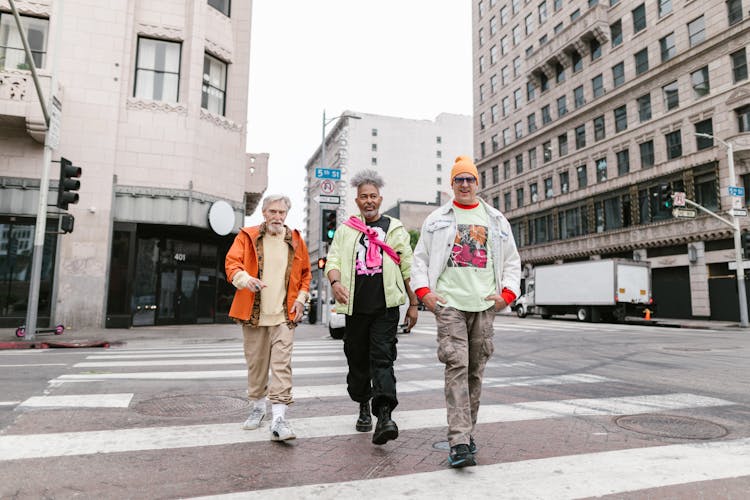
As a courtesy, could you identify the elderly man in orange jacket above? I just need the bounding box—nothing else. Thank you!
[225,194,311,441]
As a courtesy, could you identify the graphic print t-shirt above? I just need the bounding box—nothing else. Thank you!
[353,216,391,314]
[435,204,497,312]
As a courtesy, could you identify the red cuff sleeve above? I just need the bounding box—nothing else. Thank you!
[500,288,516,304]
[415,287,431,300]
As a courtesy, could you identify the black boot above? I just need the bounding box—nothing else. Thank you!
[372,407,398,445]
[355,401,372,432]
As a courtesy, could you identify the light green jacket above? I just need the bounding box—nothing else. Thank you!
[324,215,413,315]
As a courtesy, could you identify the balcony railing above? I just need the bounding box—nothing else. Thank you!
[0,68,53,143]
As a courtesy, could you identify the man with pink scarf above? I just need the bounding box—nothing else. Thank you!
[324,169,418,445]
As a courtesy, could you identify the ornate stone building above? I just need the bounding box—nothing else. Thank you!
[473,0,750,319]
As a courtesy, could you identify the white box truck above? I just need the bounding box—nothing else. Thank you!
[514,259,652,322]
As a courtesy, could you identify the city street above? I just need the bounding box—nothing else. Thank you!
[1,314,750,499]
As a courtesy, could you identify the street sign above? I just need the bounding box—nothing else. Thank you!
[729,208,748,217]
[728,186,745,197]
[45,95,62,150]
[315,168,341,180]
[673,191,686,207]
[320,179,335,194]
[313,195,341,205]
[672,207,697,218]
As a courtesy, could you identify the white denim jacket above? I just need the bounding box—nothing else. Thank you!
[411,198,521,299]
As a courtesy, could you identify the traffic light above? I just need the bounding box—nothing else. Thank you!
[317,257,327,269]
[743,232,750,258]
[322,209,338,244]
[56,157,81,210]
[659,183,673,210]
[60,213,75,234]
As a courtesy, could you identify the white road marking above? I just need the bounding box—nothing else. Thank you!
[0,401,21,406]
[0,363,68,367]
[0,393,732,460]
[190,437,750,500]
[18,393,133,408]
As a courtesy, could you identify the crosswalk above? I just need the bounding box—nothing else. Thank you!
[1,330,747,498]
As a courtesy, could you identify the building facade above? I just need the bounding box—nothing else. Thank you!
[473,0,750,320]
[303,111,472,263]
[0,0,267,329]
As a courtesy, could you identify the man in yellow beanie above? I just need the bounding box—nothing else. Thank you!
[411,155,521,468]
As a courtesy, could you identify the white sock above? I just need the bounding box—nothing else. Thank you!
[252,398,267,411]
[272,403,286,422]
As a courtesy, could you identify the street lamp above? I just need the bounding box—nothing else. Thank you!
[694,132,748,327]
[315,110,361,324]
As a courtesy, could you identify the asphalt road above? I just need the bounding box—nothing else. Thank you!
[1,314,749,499]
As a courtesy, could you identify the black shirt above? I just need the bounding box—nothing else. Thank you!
[353,216,391,314]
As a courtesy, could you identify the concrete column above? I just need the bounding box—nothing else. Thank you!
[688,241,711,317]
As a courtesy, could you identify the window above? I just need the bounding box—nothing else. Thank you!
[572,51,583,72]
[371,157,378,166]
[574,85,585,108]
[632,4,646,33]
[371,143,377,152]
[611,20,622,47]
[491,74,499,93]
[480,112,486,130]
[539,34,548,45]
[639,140,655,168]
[594,115,605,141]
[577,164,588,188]
[695,170,718,211]
[571,9,581,21]
[490,45,498,65]
[479,0,485,17]
[617,149,630,175]
[527,81,536,100]
[540,73,549,92]
[501,5,509,24]
[688,16,706,47]
[372,128,378,136]
[557,96,567,117]
[543,141,552,162]
[695,119,714,150]
[592,74,604,98]
[503,128,511,146]
[202,53,227,115]
[491,104,499,123]
[658,0,672,17]
[514,88,522,109]
[663,81,679,110]
[596,158,607,182]
[501,36,509,55]
[556,63,565,84]
[515,121,523,139]
[542,105,552,124]
[494,165,501,184]
[208,0,230,16]
[539,1,548,23]
[492,134,500,152]
[437,150,442,158]
[479,84,485,103]
[590,39,601,60]
[437,136,442,144]
[512,0,520,15]
[614,105,627,132]
[691,66,710,98]
[437,163,442,171]
[554,22,564,34]
[660,33,676,62]
[437,177,442,185]
[634,48,649,75]
[544,177,553,198]
[528,113,537,132]
[516,188,524,208]
[554,0,563,11]
[575,125,586,149]
[513,56,521,77]
[490,16,498,36]
[0,13,49,70]
[560,171,569,194]
[558,133,568,156]
[737,105,750,132]
[525,13,535,35]
[135,38,181,102]
[731,49,748,82]
[479,28,485,47]
[502,65,510,85]
[666,130,682,159]
[502,97,510,116]
[529,148,538,169]
[516,154,524,174]
[481,141,486,157]
[612,62,625,87]
[637,93,652,122]
[479,55,485,73]
[728,0,744,25]
[504,192,512,211]
[513,25,521,45]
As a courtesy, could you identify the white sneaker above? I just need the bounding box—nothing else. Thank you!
[242,406,266,430]
[270,417,296,441]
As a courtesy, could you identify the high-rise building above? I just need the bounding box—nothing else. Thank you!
[0,1,267,329]
[304,111,472,263]
[473,0,750,320]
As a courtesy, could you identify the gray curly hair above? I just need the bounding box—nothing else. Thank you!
[350,169,384,190]
[261,194,291,211]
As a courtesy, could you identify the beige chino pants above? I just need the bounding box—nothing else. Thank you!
[242,322,295,405]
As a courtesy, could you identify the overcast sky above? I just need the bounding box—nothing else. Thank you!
[245,1,473,230]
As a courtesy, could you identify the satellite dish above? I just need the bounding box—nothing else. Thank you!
[208,200,235,236]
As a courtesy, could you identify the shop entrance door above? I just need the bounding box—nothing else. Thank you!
[157,266,199,324]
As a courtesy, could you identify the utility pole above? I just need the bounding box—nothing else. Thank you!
[9,0,63,340]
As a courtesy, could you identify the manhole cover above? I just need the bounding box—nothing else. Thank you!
[134,394,249,417]
[433,441,450,451]
[614,414,728,440]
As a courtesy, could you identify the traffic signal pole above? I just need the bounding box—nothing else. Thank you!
[9,0,63,340]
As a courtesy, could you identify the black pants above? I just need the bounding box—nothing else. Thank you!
[344,307,399,414]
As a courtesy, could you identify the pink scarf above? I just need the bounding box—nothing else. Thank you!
[343,216,401,267]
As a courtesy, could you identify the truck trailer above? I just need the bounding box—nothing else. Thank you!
[514,259,652,322]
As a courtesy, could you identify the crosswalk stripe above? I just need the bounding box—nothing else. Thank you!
[18,394,134,408]
[189,437,750,500]
[0,393,732,460]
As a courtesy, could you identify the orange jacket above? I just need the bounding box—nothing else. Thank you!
[225,224,311,325]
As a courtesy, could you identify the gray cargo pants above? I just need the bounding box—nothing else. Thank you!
[435,305,496,447]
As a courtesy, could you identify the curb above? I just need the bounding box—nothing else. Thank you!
[0,339,123,350]
[0,341,49,350]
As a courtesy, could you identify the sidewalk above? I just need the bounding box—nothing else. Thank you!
[0,316,746,350]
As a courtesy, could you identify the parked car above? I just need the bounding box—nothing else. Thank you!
[328,302,412,339]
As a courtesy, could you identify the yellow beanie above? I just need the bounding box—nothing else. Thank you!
[450,156,479,182]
